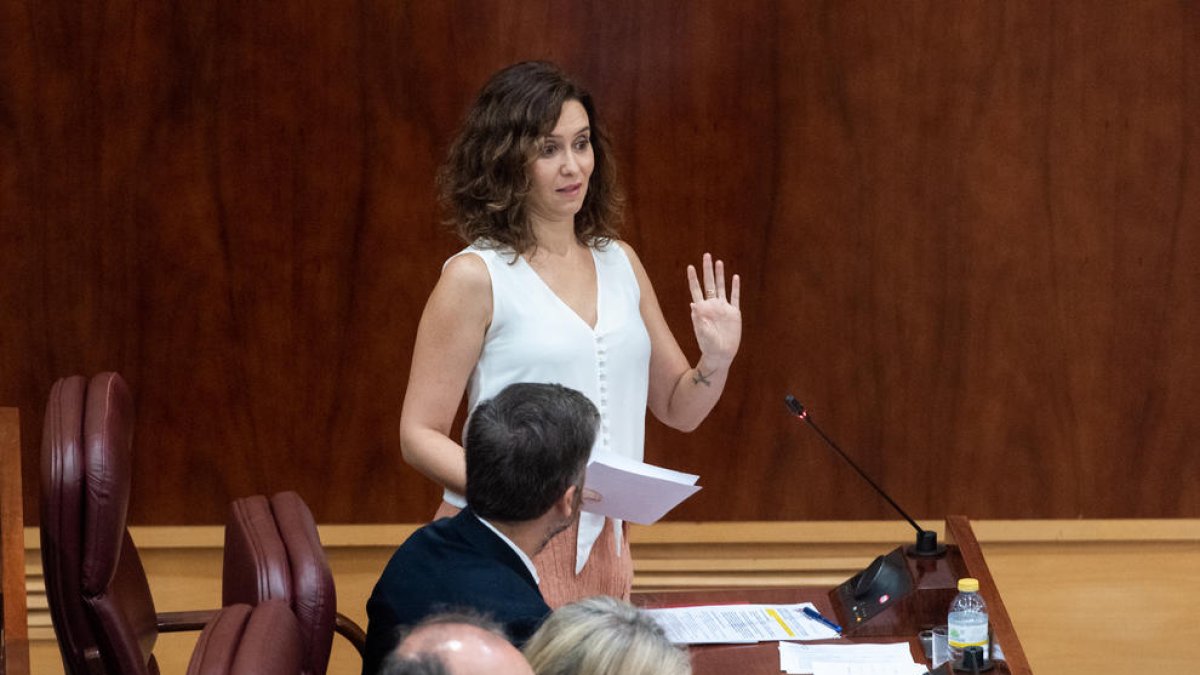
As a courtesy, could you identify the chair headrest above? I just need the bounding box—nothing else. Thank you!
[40,374,92,661]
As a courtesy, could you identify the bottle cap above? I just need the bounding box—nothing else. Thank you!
[957,577,980,592]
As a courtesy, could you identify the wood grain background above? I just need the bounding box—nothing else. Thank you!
[2,1,1197,524]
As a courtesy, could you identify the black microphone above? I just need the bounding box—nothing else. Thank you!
[784,394,945,557]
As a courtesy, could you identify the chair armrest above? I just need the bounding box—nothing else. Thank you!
[334,612,367,655]
[157,609,222,633]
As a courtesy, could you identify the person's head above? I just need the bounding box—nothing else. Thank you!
[438,61,623,253]
[379,652,446,675]
[465,382,598,525]
[383,610,534,675]
[522,596,691,675]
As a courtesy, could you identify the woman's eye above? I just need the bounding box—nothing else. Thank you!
[573,137,591,151]
[541,143,558,157]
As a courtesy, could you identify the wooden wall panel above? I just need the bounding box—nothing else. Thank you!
[1,1,1197,524]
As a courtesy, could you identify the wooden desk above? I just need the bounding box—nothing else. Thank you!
[635,517,1032,675]
[1,408,30,675]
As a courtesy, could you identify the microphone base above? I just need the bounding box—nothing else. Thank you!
[905,543,947,557]
[829,543,963,638]
[906,529,948,558]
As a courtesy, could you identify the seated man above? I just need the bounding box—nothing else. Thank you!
[363,382,598,675]
[381,611,534,675]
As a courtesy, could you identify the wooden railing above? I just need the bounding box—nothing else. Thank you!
[16,518,1200,674]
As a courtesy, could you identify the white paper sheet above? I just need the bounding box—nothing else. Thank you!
[642,602,840,644]
[812,662,929,675]
[779,641,921,675]
[581,450,701,524]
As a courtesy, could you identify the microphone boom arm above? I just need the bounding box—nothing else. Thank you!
[784,394,944,557]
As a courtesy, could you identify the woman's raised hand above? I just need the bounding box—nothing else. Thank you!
[686,253,742,369]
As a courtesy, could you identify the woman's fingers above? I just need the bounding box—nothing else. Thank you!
[702,252,716,299]
[691,253,739,307]
[687,264,703,303]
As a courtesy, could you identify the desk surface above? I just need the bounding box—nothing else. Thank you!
[635,587,940,674]
[634,517,1031,675]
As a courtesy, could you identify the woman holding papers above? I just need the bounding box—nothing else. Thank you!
[399,61,742,606]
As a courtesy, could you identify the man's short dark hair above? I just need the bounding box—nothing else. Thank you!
[465,382,598,521]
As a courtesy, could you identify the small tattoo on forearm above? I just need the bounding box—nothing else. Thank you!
[692,369,713,387]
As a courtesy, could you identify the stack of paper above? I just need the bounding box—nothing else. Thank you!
[582,450,701,525]
[778,641,927,675]
[642,603,841,644]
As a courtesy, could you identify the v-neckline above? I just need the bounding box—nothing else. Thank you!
[519,247,601,332]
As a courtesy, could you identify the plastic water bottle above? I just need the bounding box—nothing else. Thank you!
[947,577,988,662]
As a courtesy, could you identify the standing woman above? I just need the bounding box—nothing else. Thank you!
[399,61,742,607]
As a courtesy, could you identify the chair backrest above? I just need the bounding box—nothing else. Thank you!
[223,492,336,675]
[187,601,304,675]
[41,373,160,675]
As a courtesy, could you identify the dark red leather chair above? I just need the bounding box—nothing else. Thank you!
[186,600,304,675]
[223,492,366,675]
[40,373,306,674]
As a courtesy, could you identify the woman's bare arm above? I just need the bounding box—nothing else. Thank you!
[398,253,492,494]
[620,243,742,432]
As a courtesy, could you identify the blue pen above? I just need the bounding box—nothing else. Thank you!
[802,606,843,635]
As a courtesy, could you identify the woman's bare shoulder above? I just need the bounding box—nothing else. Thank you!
[612,239,650,277]
[440,250,491,291]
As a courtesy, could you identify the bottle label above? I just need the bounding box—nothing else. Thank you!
[947,619,988,648]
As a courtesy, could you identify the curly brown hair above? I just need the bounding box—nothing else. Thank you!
[437,61,623,255]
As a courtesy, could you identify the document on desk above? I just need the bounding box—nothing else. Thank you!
[778,641,925,675]
[643,602,840,644]
[810,663,928,675]
[581,450,701,525]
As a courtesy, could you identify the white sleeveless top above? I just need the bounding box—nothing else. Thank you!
[442,240,651,572]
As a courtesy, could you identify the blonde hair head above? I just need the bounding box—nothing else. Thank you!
[523,596,691,675]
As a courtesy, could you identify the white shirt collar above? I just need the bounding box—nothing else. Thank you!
[474,513,540,584]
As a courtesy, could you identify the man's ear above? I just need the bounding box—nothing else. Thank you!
[557,485,578,518]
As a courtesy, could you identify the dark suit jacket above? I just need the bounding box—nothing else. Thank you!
[361,509,551,675]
